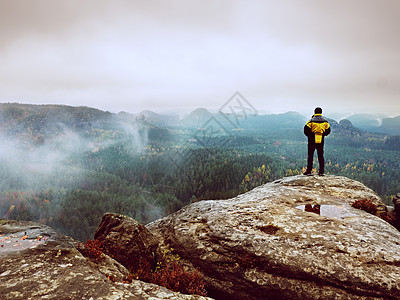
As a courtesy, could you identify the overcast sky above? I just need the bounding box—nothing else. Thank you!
[0,0,399,117]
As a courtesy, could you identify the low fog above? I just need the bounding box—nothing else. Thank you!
[0,105,161,240]
[0,115,148,191]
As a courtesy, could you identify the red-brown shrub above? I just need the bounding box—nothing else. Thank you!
[150,261,207,296]
[352,199,377,215]
[352,199,398,228]
[79,240,207,297]
[77,239,107,262]
[130,259,153,282]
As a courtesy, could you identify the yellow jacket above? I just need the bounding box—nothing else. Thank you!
[304,114,331,144]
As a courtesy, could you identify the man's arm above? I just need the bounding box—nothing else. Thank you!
[304,122,312,136]
[324,123,331,136]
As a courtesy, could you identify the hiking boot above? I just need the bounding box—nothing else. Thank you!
[318,172,325,176]
[303,171,312,176]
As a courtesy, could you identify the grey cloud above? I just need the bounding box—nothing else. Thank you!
[3,1,400,51]
[0,1,399,115]
[0,1,85,47]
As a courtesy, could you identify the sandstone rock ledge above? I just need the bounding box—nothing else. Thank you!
[0,219,210,300]
[147,175,400,300]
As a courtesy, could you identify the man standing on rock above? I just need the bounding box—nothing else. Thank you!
[303,107,331,176]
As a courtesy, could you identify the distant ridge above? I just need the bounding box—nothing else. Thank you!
[136,110,179,127]
[0,102,112,137]
[341,113,400,135]
[2,102,399,135]
[378,115,400,135]
[181,108,213,128]
[346,114,382,129]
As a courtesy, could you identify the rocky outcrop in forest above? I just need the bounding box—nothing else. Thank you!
[1,175,400,299]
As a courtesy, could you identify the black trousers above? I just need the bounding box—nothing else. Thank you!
[306,143,324,173]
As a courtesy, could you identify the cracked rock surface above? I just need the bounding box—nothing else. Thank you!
[147,175,400,300]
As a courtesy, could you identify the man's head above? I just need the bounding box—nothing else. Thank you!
[314,107,322,114]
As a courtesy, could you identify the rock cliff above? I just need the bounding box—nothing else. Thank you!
[0,219,210,299]
[147,175,400,299]
[1,175,399,299]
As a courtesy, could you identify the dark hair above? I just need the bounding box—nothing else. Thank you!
[314,107,322,114]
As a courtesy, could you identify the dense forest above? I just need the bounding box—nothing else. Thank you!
[1,103,399,241]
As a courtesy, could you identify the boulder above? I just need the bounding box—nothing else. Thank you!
[0,218,211,299]
[147,175,400,299]
[94,212,159,273]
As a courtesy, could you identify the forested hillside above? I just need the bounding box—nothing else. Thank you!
[1,103,399,241]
